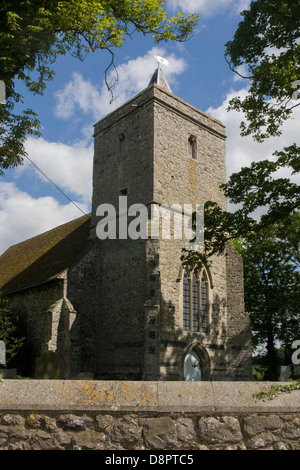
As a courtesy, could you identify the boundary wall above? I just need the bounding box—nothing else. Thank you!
[0,380,299,450]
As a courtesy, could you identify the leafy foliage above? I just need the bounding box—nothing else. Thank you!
[254,380,300,400]
[182,1,300,376]
[0,0,198,174]
[0,82,41,176]
[182,0,300,271]
[225,0,300,142]
[182,207,299,380]
[233,213,300,379]
[221,145,300,229]
[0,295,25,367]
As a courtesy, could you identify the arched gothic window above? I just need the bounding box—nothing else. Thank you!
[200,272,208,334]
[182,269,209,333]
[183,270,190,331]
[192,274,199,332]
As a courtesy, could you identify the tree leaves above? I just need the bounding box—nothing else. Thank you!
[183,1,300,271]
[225,0,300,142]
[0,80,41,176]
[181,144,300,272]
[0,0,198,174]
[233,213,300,376]
[0,295,25,367]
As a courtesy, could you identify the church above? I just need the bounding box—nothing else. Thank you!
[0,66,252,381]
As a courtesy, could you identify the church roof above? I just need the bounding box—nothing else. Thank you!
[148,67,172,92]
[0,213,92,295]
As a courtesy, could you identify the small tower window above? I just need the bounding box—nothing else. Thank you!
[120,187,128,196]
[117,132,126,158]
[188,135,197,159]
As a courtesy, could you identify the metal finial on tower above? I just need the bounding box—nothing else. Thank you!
[148,55,172,92]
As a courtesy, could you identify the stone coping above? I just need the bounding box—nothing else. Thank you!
[0,380,299,413]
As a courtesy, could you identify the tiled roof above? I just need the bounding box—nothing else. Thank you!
[0,214,92,295]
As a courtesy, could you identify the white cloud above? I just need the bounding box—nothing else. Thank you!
[205,87,300,218]
[109,48,187,104]
[0,136,92,255]
[206,87,300,181]
[23,137,93,204]
[54,73,102,121]
[54,47,187,122]
[0,48,186,256]
[0,182,88,255]
[4,44,298,258]
[168,0,251,16]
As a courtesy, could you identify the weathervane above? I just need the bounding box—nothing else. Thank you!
[154,55,169,69]
[152,55,172,93]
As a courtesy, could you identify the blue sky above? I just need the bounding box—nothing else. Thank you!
[0,0,299,254]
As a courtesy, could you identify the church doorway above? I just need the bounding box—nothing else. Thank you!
[184,350,202,381]
[183,344,211,381]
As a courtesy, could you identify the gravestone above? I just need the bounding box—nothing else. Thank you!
[35,350,60,379]
[280,366,291,381]
[0,368,17,379]
[294,365,300,379]
[0,341,5,366]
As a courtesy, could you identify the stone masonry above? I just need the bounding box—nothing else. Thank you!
[0,72,252,381]
[0,380,299,450]
[79,78,252,380]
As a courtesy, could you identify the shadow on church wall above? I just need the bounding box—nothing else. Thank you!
[158,290,252,382]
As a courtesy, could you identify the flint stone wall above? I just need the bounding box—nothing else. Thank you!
[0,381,299,450]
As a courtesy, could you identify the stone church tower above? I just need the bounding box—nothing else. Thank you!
[70,66,252,381]
[0,66,252,381]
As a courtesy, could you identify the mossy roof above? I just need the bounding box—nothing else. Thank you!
[0,213,92,295]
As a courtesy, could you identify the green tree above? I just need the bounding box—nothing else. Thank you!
[233,213,300,380]
[221,0,300,233]
[0,0,198,175]
[225,0,300,142]
[182,1,300,375]
[0,295,25,367]
[182,0,300,270]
